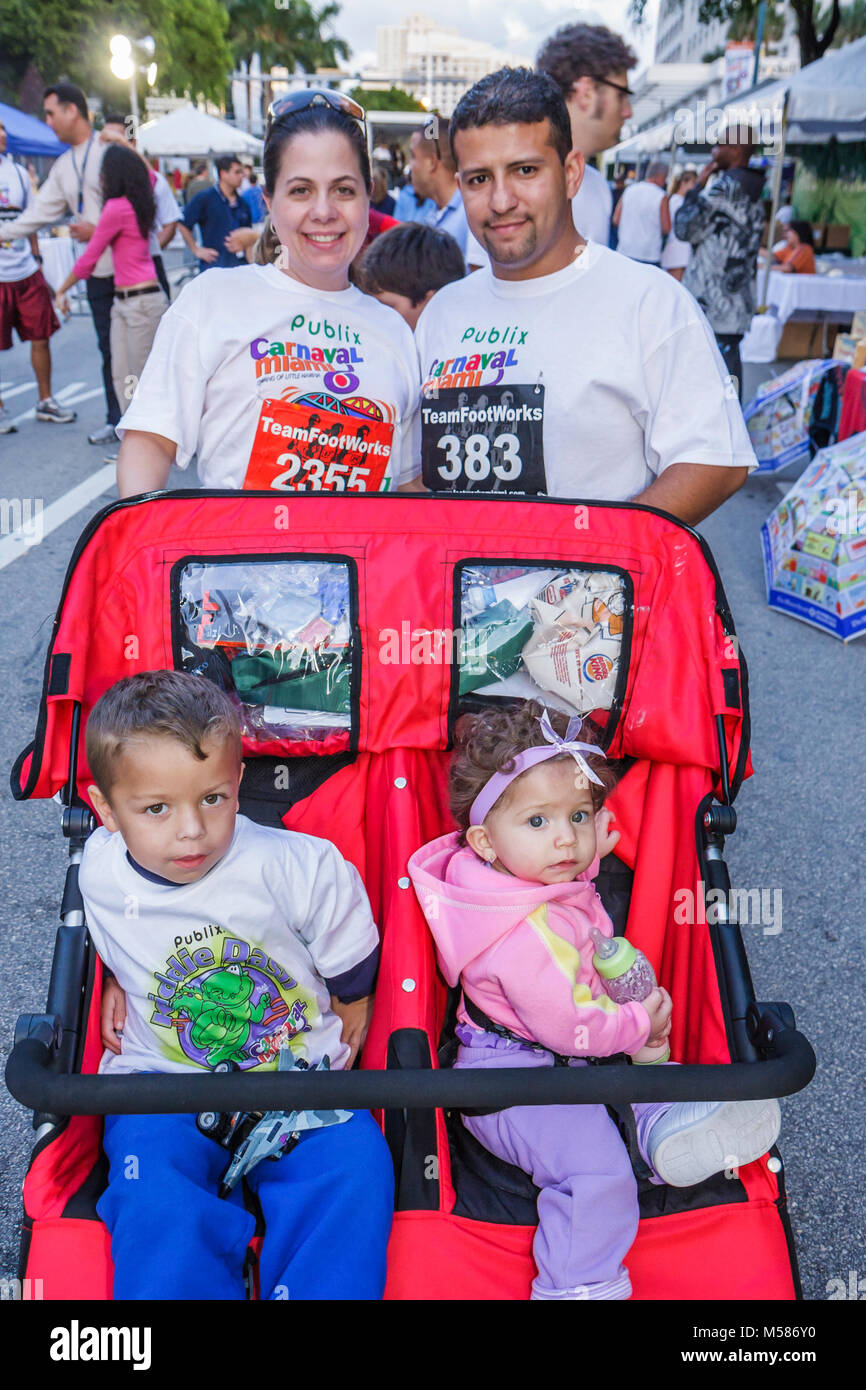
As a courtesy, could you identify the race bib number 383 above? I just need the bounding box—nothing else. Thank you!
[244,397,394,492]
[421,384,546,494]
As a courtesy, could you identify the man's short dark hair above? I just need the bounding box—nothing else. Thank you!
[215,154,241,174]
[358,223,465,305]
[536,23,637,95]
[101,111,129,129]
[43,82,89,123]
[450,67,573,166]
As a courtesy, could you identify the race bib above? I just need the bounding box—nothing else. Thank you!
[420,384,546,494]
[244,398,394,493]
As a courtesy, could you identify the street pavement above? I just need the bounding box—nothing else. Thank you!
[0,315,863,1300]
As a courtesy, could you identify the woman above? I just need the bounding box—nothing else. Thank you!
[772,220,816,275]
[660,170,697,281]
[54,144,166,432]
[116,91,421,496]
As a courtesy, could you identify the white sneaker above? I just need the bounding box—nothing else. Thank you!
[36,397,77,423]
[0,406,18,434]
[88,423,118,445]
[646,1099,781,1188]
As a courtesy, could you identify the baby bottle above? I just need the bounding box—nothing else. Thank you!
[590,928,670,1064]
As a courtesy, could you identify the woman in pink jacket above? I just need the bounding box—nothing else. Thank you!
[409,701,780,1301]
[54,143,166,437]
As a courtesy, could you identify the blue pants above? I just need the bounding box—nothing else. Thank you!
[99,1110,394,1300]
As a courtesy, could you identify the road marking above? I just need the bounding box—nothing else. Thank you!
[0,382,37,402]
[0,465,116,571]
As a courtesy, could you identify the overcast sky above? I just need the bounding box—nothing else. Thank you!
[336,1,660,77]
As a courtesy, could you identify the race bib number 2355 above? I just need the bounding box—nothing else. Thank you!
[244,397,394,492]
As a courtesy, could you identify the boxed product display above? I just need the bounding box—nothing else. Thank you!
[744,359,849,472]
[459,564,627,713]
[761,432,866,641]
[177,560,354,743]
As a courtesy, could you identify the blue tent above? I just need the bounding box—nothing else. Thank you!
[0,101,67,157]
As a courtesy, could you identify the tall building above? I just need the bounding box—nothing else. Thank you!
[655,0,728,64]
[366,12,529,115]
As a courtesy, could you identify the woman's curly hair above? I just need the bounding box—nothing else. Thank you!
[449,700,617,837]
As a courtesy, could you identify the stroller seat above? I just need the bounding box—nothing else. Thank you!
[7,491,814,1300]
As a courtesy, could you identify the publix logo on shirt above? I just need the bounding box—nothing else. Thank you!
[422,323,530,392]
[250,314,365,394]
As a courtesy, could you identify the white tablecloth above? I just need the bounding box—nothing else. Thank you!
[764,268,866,324]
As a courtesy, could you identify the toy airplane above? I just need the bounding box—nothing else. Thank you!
[195,1046,353,1198]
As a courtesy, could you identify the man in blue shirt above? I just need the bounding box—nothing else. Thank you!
[407,116,483,268]
[241,170,267,223]
[181,155,252,271]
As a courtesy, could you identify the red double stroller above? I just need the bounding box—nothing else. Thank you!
[7,490,815,1299]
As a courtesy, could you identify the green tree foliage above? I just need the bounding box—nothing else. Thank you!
[226,0,351,74]
[347,85,425,112]
[0,0,231,106]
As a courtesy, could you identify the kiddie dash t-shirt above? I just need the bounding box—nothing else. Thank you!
[79,814,379,1076]
[413,239,758,499]
[117,262,422,489]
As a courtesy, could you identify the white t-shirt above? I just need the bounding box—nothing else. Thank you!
[414,239,758,499]
[79,814,379,1077]
[0,155,38,282]
[572,164,612,247]
[616,181,666,264]
[118,262,421,488]
[661,192,692,271]
[150,169,182,256]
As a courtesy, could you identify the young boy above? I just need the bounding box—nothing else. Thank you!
[79,669,394,1301]
[356,222,466,330]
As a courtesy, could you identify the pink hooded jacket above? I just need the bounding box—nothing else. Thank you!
[408,832,651,1059]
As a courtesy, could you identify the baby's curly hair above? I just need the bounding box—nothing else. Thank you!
[449,700,617,836]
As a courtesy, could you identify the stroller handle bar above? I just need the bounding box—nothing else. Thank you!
[6,1022,815,1115]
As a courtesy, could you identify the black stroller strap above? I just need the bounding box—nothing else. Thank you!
[461,992,572,1066]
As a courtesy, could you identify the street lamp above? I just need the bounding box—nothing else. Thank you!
[109,34,157,137]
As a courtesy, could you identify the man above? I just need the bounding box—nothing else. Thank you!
[537,23,637,247]
[674,127,766,402]
[184,161,211,204]
[0,117,76,431]
[1,83,121,445]
[181,156,252,271]
[241,170,267,224]
[407,117,485,270]
[100,115,181,301]
[612,160,671,266]
[412,67,756,524]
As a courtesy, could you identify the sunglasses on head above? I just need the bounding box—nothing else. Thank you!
[266,89,367,140]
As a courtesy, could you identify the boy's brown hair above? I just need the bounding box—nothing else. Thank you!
[449,700,617,835]
[86,670,242,798]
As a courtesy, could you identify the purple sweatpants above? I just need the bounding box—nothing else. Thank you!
[455,1028,671,1300]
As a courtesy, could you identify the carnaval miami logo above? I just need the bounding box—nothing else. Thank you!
[148,931,315,1070]
[423,326,527,392]
[251,313,365,395]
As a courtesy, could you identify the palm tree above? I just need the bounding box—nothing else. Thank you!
[227,0,351,75]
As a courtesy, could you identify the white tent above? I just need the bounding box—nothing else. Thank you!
[608,37,866,164]
[137,105,263,158]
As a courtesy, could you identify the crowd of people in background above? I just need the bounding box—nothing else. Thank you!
[1,21,814,452]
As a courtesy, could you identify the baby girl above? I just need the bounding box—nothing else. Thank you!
[409,700,780,1301]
